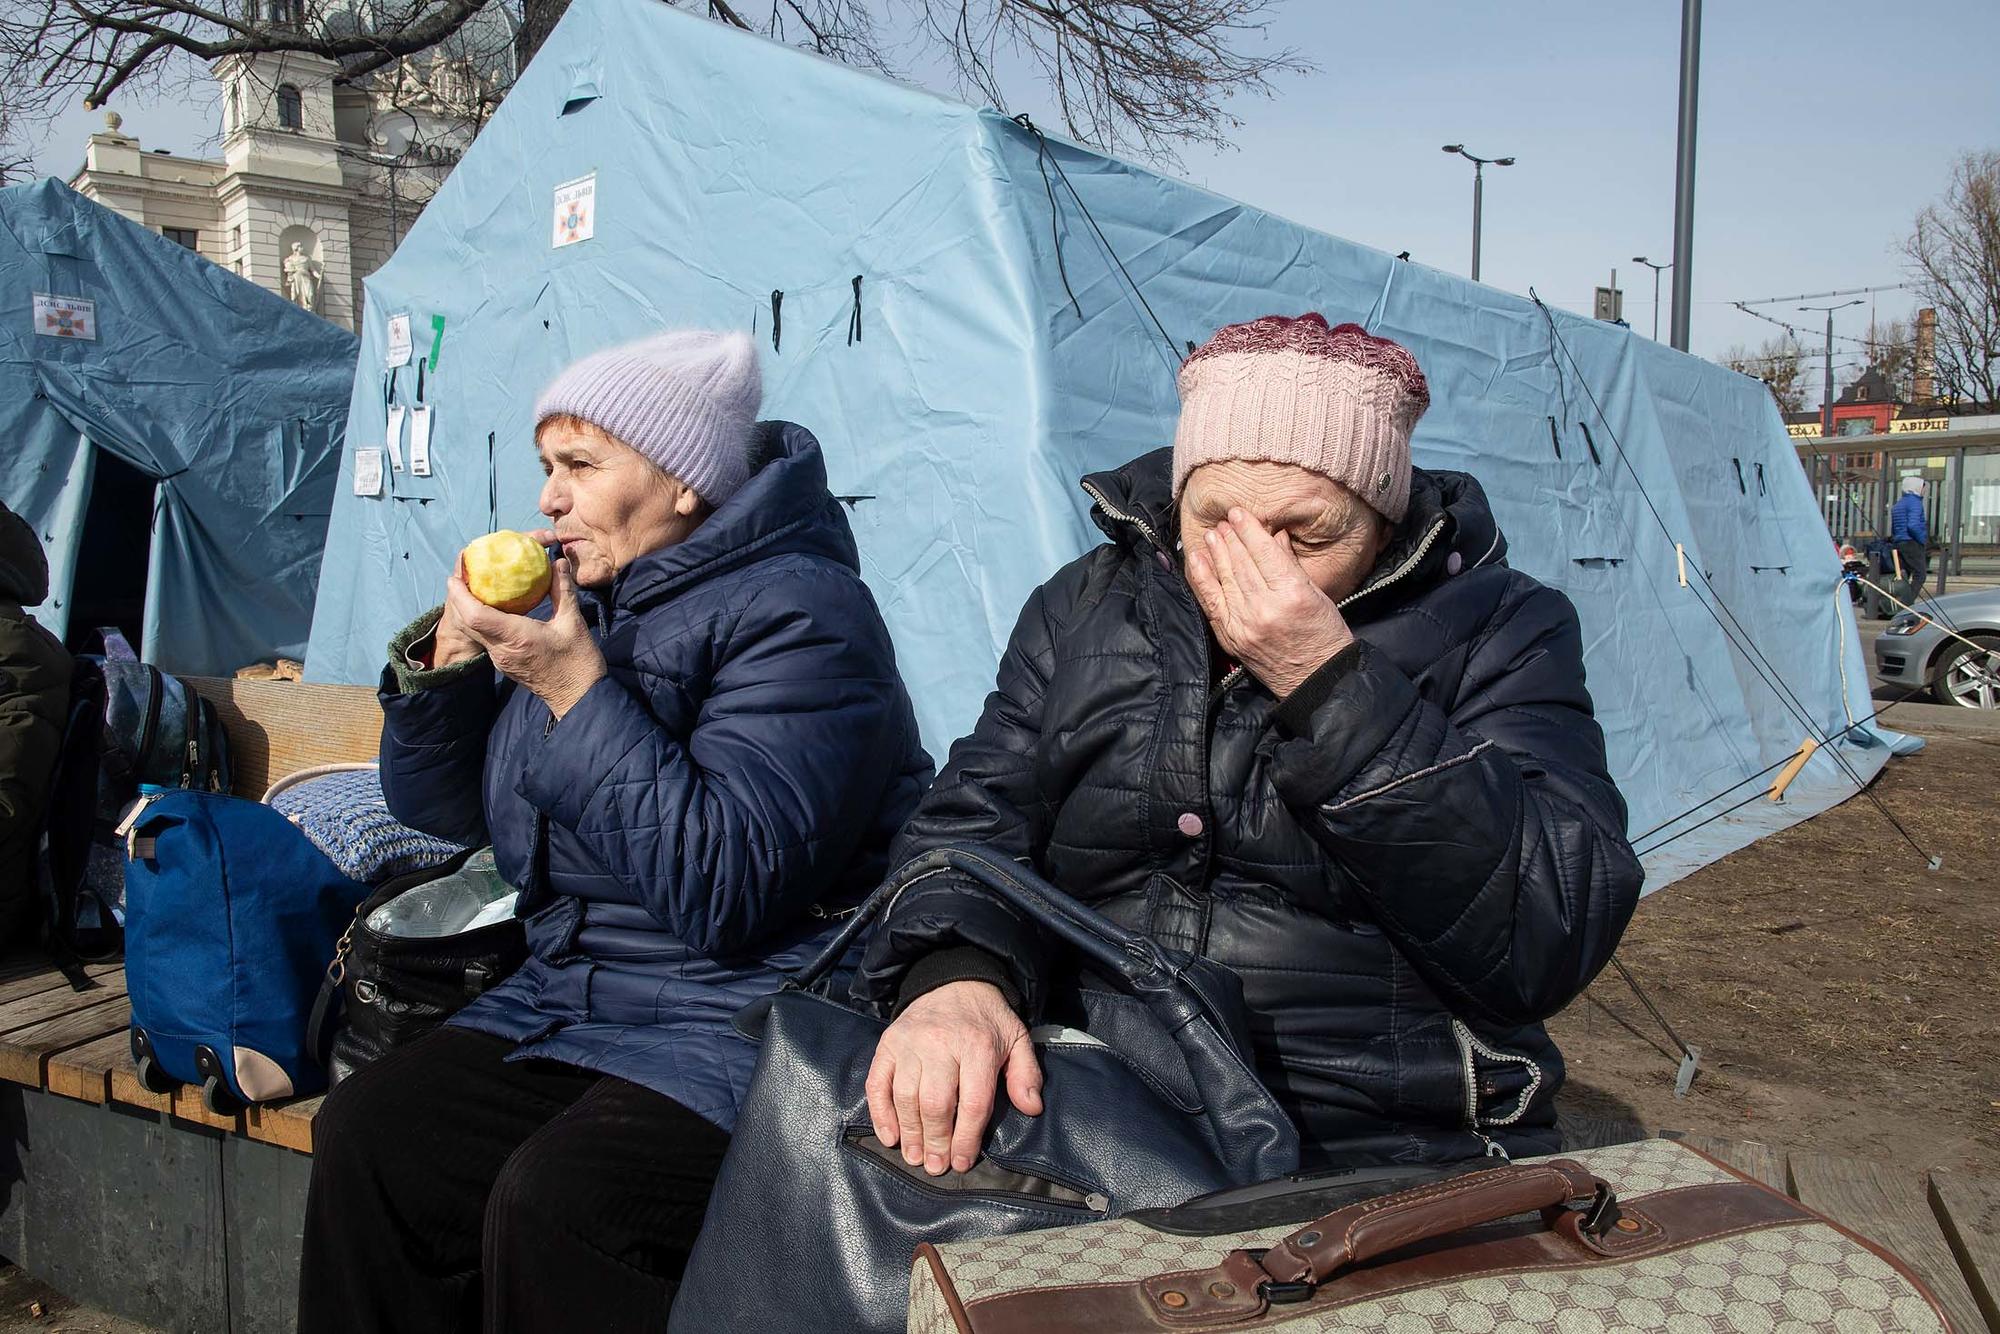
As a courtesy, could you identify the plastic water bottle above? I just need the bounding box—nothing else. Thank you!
[367,849,517,938]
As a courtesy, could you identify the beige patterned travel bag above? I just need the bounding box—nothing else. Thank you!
[908,1139,1954,1333]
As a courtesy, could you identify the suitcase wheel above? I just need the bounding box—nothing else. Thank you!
[201,1074,245,1117]
[192,1045,245,1116]
[129,1030,181,1094]
[136,1053,180,1094]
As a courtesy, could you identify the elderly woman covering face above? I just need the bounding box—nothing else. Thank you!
[856,314,1642,1174]
[300,331,932,1334]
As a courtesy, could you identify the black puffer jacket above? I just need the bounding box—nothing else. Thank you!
[854,449,1642,1165]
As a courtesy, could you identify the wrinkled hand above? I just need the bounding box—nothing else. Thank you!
[443,543,605,719]
[866,980,1044,1175]
[1186,509,1354,700]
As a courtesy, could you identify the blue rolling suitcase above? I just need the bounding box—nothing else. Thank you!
[123,790,370,1113]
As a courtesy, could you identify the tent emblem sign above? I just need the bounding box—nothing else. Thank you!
[33,293,96,340]
[552,174,596,248]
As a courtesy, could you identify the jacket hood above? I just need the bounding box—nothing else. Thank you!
[0,505,50,607]
[1080,447,1508,613]
[608,421,859,611]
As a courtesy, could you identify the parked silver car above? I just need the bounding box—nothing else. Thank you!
[1872,586,2000,708]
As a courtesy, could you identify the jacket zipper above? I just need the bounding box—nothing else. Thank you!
[1080,479,1167,554]
[1449,1021,1509,1158]
[1337,516,1450,613]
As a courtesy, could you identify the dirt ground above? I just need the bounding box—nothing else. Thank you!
[0,1266,150,1334]
[1550,699,2000,1176]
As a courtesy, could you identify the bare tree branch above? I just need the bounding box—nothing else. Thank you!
[1721,334,1811,416]
[10,0,1298,164]
[1903,150,2000,410]
[904,0,1306,161]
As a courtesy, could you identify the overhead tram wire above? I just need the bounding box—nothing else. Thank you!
[1733,283,1913,306]
[1529,292,1941,869]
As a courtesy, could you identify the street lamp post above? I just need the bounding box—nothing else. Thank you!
[1800,298,1864,503]
[1442,144,1515,283]
[1632,256,1672,341]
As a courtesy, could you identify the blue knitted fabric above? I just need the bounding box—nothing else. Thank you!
[270,769,470,884]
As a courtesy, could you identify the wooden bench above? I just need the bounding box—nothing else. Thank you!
[0,675,382,1334]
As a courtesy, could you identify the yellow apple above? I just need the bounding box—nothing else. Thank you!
[462,530,552,614]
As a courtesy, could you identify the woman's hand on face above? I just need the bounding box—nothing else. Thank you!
[443,555,607,718]
[866,979,1043,1176]
[1186,509,1355,700]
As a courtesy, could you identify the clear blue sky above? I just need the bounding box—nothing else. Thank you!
[32,0,2000,387]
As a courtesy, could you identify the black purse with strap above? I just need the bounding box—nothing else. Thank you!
[668,843,1302,1334]
[307,852,528,1087]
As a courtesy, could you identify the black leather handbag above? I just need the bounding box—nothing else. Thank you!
[668,843,1301,1334]
[309,856,529,1087]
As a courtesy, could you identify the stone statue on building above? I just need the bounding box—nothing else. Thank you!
[283,241,322,312]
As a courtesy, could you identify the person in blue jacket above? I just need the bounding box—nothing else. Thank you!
[1890,475,1931,597]
[299,330,932,1334]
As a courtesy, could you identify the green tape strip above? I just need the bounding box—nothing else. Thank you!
[428,314,445,371]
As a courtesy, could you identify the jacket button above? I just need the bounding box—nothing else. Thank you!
[1447,551,1464,576]
[1177,812,1204,838]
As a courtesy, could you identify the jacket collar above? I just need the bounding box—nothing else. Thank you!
[595,421,859,616]
[1079,447,1509,616]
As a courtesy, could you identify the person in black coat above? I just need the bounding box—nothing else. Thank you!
[0,503,70,948]
[853,314,1642,1172]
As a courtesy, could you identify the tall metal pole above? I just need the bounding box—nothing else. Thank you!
[1803,298,1863,504]
[1668,0,1701,350]
[1471,162,1484,282]
[1444,146,1512,284]
[1651,267,1663,341]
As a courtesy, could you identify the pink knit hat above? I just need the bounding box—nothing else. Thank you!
[1172,314,1431,523]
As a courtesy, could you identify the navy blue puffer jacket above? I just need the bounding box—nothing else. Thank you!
[855,448,1641,1165]
[379,424,932,1128]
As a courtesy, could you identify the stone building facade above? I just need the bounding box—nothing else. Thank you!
[69,43,501,330]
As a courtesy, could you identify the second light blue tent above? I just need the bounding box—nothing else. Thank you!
[0,179,357,675]
[304,0,1897,889]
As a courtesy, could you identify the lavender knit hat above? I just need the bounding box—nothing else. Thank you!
[1173,314,1430,523]
[533,330,762,506]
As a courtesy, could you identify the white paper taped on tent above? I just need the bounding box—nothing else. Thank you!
[387,313,413,367]
[305,0,1899,891]
[353,449,384,497]
[3,180,357,676]
[33,292,96,340]
[387,404,407,472]
[552,174,595,248]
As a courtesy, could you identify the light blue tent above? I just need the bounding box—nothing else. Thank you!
[0,179,357,675]
[304,0,1898,890]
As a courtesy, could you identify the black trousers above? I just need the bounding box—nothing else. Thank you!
[1895,540,1929,597]
[297,1026,731,1334]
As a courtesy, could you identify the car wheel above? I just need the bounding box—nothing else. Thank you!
[1931,635,2000,709]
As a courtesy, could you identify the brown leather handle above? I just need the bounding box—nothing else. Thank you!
[1259,1159,1606,1285]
